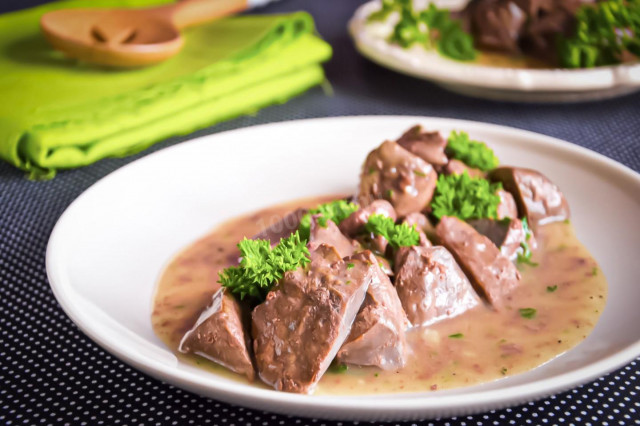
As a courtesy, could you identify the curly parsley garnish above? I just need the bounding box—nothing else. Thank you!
[368,0,476,61]
[298,200,359,241]
[431,172,502,221]
[365,214,420,249]
[446,131,500,172]
[559,0,640,68]
[218,231,310,300]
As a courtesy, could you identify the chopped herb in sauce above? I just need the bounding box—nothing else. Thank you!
[519,308,537,319]
[347,263,355,270]
[413,170,427,177]
[517,218,538,266]
[592,267,598,276]
[448,333,464,339]
[329,363,348,374]
[500,367,508,375]
[387,189,395,198]
[546,285,558,293]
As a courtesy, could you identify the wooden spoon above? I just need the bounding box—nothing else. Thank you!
[41,0,250,67]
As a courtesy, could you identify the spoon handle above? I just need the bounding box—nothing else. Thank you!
[171,0,249,29]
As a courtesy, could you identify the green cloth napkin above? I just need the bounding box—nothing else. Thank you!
[0,0,332,179]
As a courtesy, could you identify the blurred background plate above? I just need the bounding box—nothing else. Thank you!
[349,0,640,103]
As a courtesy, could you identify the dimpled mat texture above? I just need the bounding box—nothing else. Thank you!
[1,0,640,425]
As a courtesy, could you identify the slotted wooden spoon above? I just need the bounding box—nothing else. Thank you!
[41,0,261,67]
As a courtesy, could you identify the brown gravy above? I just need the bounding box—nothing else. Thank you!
[152,195,607,395]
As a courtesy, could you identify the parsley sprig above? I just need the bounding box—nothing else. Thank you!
[446,131,499,172]
[218,231,310,300]
[298,200,359,241]
[364,214,420,249]
[430,172,502,221]
[559,0,640,68]
[516,217,538,266]
[368,0,476,61]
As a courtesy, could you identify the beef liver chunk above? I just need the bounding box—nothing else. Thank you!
[496,189,518,220]
[402,212,433,247]
[396,125,449,166]
[251,244,371,393]
[308,215,359,258]
[436,216,520,309]
[445,159,486,179]
[337,252,409,370]
[359,141,437,217]
[179,288,255,380]
[468,218,537,261]
[490,167,570,230]
[394,246,481,327]
[339,200,397,237]
[252,208,307,244]
[340,200,397,255]
[463,0,527,54]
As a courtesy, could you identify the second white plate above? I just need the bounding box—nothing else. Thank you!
[349,1,640,102]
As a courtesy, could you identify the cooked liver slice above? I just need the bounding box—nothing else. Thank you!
[462,0,526,54]
[394,246,481,327]
[179,288,255,381]
[358,141,437,217]
[251,244,371,393]
[444,159,486,178]
[469,218,537,261]
[308,215,358,258]
[490,167,570,230]
[496,189,518,220]
[337,251,409,370]
[403,212,434,247]
[436,216,520,309]
[252,208,307,243]
[396,125,449,166]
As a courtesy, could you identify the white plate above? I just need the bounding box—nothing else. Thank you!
[349,1,640,102]
[46,116,640,421]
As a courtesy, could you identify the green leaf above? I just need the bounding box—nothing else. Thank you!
[558,0,640,68]
[365,214,420,249]
[218,231,310,301]
[298,200,359,241]
[446,131,499,171]
[430,172,502,221]
[519,308,537,319]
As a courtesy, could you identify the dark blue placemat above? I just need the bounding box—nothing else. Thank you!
[1,1,639,425]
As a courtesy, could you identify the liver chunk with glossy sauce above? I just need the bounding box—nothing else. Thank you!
[490,167,570,230]
[436,216,520,309]
[337,251,409,370]
[444,159,486,179]
[358,141,438,217]
[394,246,481,327]
[468,218,537,261]
[496,189,518,220]
[396,125,449,167]
[251,244,371,393]
[252,208,307,243]
[179,288,255,381]
[308,215,359,258]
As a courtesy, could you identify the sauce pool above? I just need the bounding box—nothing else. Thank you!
[151,195,607,395]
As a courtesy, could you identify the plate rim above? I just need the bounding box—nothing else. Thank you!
[46,115,640,419]
[349,0,640,94]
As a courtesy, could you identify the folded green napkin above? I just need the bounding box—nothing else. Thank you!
[0,0,332,179]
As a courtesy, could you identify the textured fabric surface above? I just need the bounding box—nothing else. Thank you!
[1,0,640,425]
[0,0,330,178]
